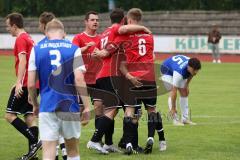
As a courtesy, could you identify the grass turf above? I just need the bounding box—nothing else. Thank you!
[0,55,240,160]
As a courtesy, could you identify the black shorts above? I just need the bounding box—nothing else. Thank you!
[95,77,122,108]
[78,84,98,105]
[6,87,38,115]
[114,76,157,108]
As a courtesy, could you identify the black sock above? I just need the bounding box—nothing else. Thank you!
[155,112,165,141]
[91,116,111,142]
[123,117,138,146]
[95,115,101,129]
[118,118,126,148]
[11,117,37,144]
[132,122,139,149]
[28,126,39,151]
[148,112,156,138]
[105,119,114,145]
[62,155,67,160]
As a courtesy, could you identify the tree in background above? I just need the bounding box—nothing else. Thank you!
[0,0,240,17]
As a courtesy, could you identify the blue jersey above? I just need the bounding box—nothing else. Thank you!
[37,36,48,45]
[161,55,191,79]
[33,39,83,112]
[37,36,71,45]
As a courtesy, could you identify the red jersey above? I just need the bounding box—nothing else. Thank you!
[96,24,122,79]
[14,32,34,87]
[114,32,155,81]
[72,32,101,84]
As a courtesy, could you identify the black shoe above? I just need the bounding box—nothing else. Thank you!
[125,145,133,155]
[17,155,27,160]
[118,138,126,149]
[25,140,42,159]
[144,138,154,154]
[134,145,144,153]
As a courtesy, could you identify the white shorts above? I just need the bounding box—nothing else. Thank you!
[39,112,81,141]
[161,74,187,89]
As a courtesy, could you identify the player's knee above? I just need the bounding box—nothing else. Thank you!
[179,88,188,97]
[4,113,16,123]
[24,114,36,127]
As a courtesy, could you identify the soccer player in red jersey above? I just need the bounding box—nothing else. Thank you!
[72,11,103,132]
[115,8,167,154]
[4,12,41,160]
[87,8,151,154]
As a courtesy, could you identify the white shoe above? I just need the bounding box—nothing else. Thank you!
[173,119,184,126]
[182,120,197,125]
[217,59,221,63]
[213,59,216,63]
[103,144,122,153]
[87,141,109,154]
[159,141,167,151]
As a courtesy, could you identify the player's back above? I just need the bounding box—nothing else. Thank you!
[162,55,190,77]
[125,32,154,63]
[34,39,80,112]
[115,32,155,81]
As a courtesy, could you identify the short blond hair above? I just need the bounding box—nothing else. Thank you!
[127,8,143,22]
[45,18,64,32]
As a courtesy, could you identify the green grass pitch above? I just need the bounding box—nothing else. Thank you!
[0,55,240,160]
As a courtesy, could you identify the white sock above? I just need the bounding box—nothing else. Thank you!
[67,156,80,160]
[56,145,59,156]
[179,97,189,121]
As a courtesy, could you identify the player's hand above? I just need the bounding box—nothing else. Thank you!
[81,107,90,126]
[143,27,152,34]
[130,77,143,88]
[85,42,95,48]
[15,83,23,98]
[126,73,143,88]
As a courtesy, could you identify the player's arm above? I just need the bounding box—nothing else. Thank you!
[120,60,142,88]
[92,48,109,58]
[15,53,27,98]
[118,24,151,35]
[73,48,90,126]
[27,48,39,116]
[170,86,178,114]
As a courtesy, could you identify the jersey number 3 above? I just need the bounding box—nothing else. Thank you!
[50,50,61,72]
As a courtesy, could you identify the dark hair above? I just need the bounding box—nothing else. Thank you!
[188,58,201,70]
[85,11,98,20]
[127,8,143,22]
[5,12,24,28]
[39,12,55,25]
[110,8,124,24]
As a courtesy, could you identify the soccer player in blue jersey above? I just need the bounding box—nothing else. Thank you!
[160,55,201,126]
[38,12,68,160]
[28,19,90,160]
